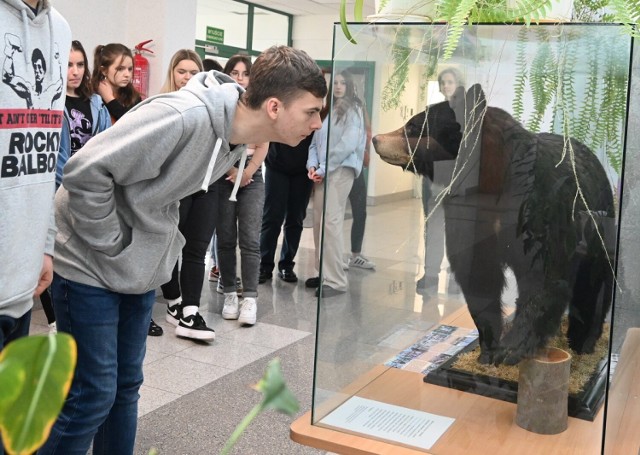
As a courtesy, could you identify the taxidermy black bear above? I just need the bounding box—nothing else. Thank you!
[373,84,614,365]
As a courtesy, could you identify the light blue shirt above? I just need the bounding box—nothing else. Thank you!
[307,105,366,177]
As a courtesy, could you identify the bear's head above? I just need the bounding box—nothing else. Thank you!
[373,84,486,180]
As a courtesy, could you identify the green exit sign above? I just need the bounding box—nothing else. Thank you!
[206,26,224,44]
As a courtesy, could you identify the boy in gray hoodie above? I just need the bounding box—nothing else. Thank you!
[0,0,70,349]
[39,45,327,455]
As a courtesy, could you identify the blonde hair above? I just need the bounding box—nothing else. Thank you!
[159,49,203,93]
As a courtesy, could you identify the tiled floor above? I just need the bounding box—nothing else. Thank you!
[27,193,518,454]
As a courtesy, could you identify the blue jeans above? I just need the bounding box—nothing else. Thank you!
[38,274,154,455]
[0,309,31,455]
[0,308,31,349]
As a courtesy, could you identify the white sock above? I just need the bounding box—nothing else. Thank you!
[182,305,198,317]
[167,297,182,307]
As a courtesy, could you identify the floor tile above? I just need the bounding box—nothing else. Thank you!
[142,354,233,395]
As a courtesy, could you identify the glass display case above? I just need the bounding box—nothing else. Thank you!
[291,23,639,454]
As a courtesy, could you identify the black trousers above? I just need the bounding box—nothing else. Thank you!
[161,187,218,307]
[259,167,312,273]
[347,170,368,254]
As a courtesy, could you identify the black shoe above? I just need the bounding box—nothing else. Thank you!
[258,269,272,284]
[315,285,346,298]
[416,275,438,291]
[278,269,298,283]
[175,313,216,341]
[148,319,163,336]
[305,276,320,288]
[166,303,183,327]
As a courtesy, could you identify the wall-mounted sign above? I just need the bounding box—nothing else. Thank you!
[206,26,224,44]
[204,45,219,55]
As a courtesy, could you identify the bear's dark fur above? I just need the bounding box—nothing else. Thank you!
[373,84,614,365]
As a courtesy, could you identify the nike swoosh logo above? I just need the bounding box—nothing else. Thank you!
[181,319,195,327]
[168,308,178,317]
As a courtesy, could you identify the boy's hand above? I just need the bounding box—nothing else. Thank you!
[34,255,53,297]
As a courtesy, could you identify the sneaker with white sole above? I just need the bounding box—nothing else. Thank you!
[238,297,257,326]
[222,292,240,320]
[175,313,215,341]
[349,254,376,269]
[166,301,183,327]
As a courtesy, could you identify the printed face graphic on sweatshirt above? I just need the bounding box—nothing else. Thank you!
[1,33,65,180]
[68,108,92,153]
[2,33,64,109]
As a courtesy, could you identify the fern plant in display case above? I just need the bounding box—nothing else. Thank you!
[339,0,637,183]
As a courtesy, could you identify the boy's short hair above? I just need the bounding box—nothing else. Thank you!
[244,46,327,109]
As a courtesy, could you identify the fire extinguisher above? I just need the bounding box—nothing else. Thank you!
[132,39,153,99]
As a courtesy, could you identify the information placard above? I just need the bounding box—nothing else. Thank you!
[319,396,454,450]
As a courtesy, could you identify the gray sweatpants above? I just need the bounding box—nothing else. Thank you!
[214,168,265,298]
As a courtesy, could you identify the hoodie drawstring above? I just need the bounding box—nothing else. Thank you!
[201,138,223,192]
[18,6,56,76]
[47,10,55,68]
[229,148,247,202]
[20,9,30,67]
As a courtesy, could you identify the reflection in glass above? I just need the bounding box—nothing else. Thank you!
[309,23,634,454]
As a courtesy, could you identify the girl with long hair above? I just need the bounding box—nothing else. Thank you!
[92,43,142,123]
[159,48,202,93]
[306,70,367,296]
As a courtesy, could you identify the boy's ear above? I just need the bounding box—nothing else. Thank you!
[266,97,281,120]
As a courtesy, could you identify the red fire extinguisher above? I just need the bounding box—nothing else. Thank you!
[132,39,153,99]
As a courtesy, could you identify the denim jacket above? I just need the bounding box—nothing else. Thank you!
[57,94,112,187]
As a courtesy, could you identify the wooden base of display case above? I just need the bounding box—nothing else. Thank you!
[291,307,607,454]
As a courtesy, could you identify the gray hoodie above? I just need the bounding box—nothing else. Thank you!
[0,0,71,317]
[54,71,247,294]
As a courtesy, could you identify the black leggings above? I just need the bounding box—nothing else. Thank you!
[160,187,218,307]
[348,171,367,254]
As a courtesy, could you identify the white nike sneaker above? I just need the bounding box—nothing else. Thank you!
[238,297,257,326]
[222,292,239,320]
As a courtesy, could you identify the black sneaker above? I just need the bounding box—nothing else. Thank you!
[278,269,298,283]
[305,276,320,288]
[258,269,272,284]
[315,285,346,298]
[148,319,163,336]
[175,313,216,341]
[166,303,183,327]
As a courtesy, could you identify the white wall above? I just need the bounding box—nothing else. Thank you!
[293,14,337,61]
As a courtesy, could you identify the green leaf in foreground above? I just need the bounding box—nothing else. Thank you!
[221,358,299,454]
[0,333,77,455]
